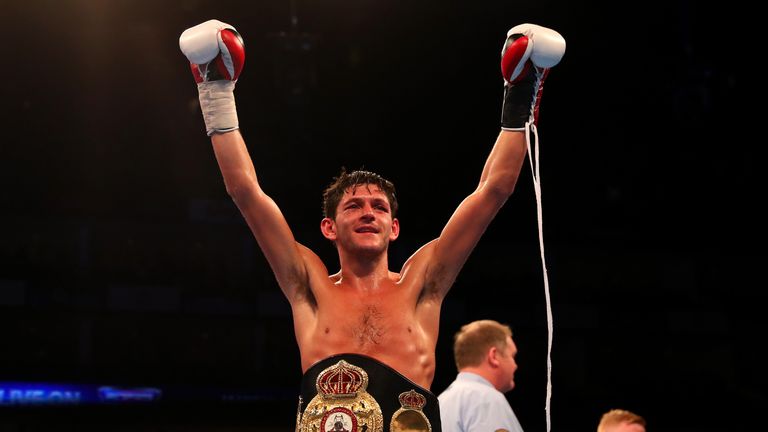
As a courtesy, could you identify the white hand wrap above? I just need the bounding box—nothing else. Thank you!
[197,80,238,136]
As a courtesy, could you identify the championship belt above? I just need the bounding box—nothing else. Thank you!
[296,353,441,432]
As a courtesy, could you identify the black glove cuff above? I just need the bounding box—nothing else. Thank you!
[501,69,539,129]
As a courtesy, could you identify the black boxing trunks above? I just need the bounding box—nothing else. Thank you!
[295,353,441,432]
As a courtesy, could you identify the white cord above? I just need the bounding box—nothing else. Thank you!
[525,121,553,432]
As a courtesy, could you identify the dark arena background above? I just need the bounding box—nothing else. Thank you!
[0,1,763,431]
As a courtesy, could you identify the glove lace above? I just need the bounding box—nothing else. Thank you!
[525,121,554,432]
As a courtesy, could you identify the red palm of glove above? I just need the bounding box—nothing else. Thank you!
[190,29,245,84]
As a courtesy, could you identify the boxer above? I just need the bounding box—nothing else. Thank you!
[179,19,564,432]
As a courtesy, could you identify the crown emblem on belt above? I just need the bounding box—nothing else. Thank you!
[392,389,431,431]
[300,359,383,432]
[398,389,427,410]
[316,360,369,398]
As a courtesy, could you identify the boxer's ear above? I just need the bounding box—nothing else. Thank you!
[321,217,337,241]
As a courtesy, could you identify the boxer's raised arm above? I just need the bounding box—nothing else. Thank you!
[180,20,313,302]
[422,24,566,300]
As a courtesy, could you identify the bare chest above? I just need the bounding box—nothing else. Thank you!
[296,278,437,386]
[314,285,424,351]
[327,297,411,343]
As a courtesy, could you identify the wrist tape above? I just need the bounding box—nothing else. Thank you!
[197,81,239,136]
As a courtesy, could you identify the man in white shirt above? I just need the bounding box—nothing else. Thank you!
[438,320,524,432]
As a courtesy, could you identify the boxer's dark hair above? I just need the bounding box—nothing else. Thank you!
[322,168,398,219]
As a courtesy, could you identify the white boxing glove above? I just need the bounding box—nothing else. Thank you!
[506,24,566,70]
[179,19,246,136]
[500,24,566,130]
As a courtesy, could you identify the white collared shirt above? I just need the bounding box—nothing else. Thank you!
[437,372,524,432]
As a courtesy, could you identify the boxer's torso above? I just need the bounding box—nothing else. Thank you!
[292,249,442,390]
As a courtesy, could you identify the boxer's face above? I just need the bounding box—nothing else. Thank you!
[321,184,400,255]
